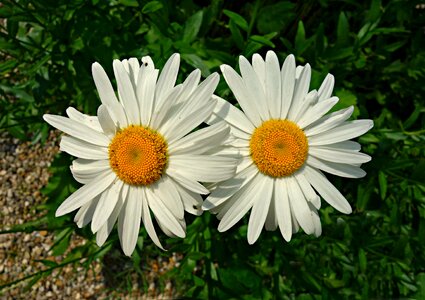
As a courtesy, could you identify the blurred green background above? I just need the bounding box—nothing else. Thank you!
[1,0,425,298]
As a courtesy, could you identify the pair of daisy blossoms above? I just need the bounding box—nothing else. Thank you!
[44,51,373,256]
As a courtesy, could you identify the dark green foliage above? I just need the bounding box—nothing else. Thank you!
[1,0,424,298]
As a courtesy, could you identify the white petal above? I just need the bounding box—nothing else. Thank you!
[137,67,159,126]
[153,176,184,220]
[91,179,123,233]
[297,97,339,129]
[295,171,320,209]
[317,140,361,152]
[97,105,116,136]
[56,170,116,216]
[66,107,102,131]
[252,53,265,87]
[44,114,110,146]
[202,164,257,210]
[239,55,269,121]
[74,196,100,228]
[265,51,282,119]
[168,155,237,183]
[318,74,335,102]
[169,121,230,155]
[247,176,273,244]
[113,60,140,125]
[287,64,311,121]
[164,97,216,143]
[174,183,203,216]
[166,167,210,194]
[70,161,110,184]
[264,192,278,231]
[287,176,315,235]
[72,159,110,171]
[308,120,373,146]
[60,136,108,160]
[155,53,180,107]
[220,64,262,126]
[206,95,254,139]
[303,165,352,213]
[309,147,371,164]
[146,187,186,238]
[121,186,143,256]
[292,90,318,123]
[128,57,140,84]
[280,55,296,119]
[310,207,322,237]
[307,155,366,178]
[175,69,201,103]
[275,178,292,241]
[91,62,128,127]
[304,106,354,136]
[96,184,127,247]
[218,173,264,232]
[150,85,182,130]
[141,188,164,249]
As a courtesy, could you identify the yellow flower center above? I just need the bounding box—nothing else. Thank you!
[109,125,168,186]
[249,119,308,177]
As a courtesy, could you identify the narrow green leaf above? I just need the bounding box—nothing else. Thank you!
[223,9,248,32]
[183,11,203,43]
[378,171,387,200]
[337,12,349,46]
[142,1,163,13]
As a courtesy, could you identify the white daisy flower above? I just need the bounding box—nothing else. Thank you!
[203,51,373,244]
[44,54,237,256]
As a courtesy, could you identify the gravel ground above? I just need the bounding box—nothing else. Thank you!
[0,131,179,299]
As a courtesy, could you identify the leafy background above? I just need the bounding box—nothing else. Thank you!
[1,0,425,298]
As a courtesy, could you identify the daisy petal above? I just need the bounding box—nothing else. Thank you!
[318,74,335,102]
[220,64,262,126]
[97,105,116,136]
[74,196,100,228]
[280,54,296,119]
[275,178,292,241]
[239,55,269,121]
[155,53,180,107]
[56,170,116,216]
[206,95,254,139]
[70,161,110,184]
[264,192,278,231]
[91,62,128,127]
[218,173,264,232]
[44,114,110,146]
[141,188,164,250]
[287,176,315,235]
[297,97,339,129]
[91,179,123,233]
[287,64,311,120]
[66,107,102,131]
[169,155,237,183]
[154,176,184,220]
[247,176,273,244]
[60,136,108,160]
[309,147,371,164]
[307,156,367,178]
[174,182,203,216]
[146,188,186,238]
[308,120,374,146]
[96,184,127,247]
[265,51,282,119]
[121,186,143,256]
[113,60,140,125]
[295,171,320,209]
[137,66,159,126]
[166,166,209,194]
[252,53,265,87]
[304,106,354,136]
[303,165,352,214]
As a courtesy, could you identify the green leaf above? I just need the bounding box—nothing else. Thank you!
[229,20,245,50]
[142,1,163,13]
[337,12,349,46]
[223,10,248,32]
[250,33,277,48]
[119,0,139,7]
[183,11,203,43]
[378,171,387,200]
